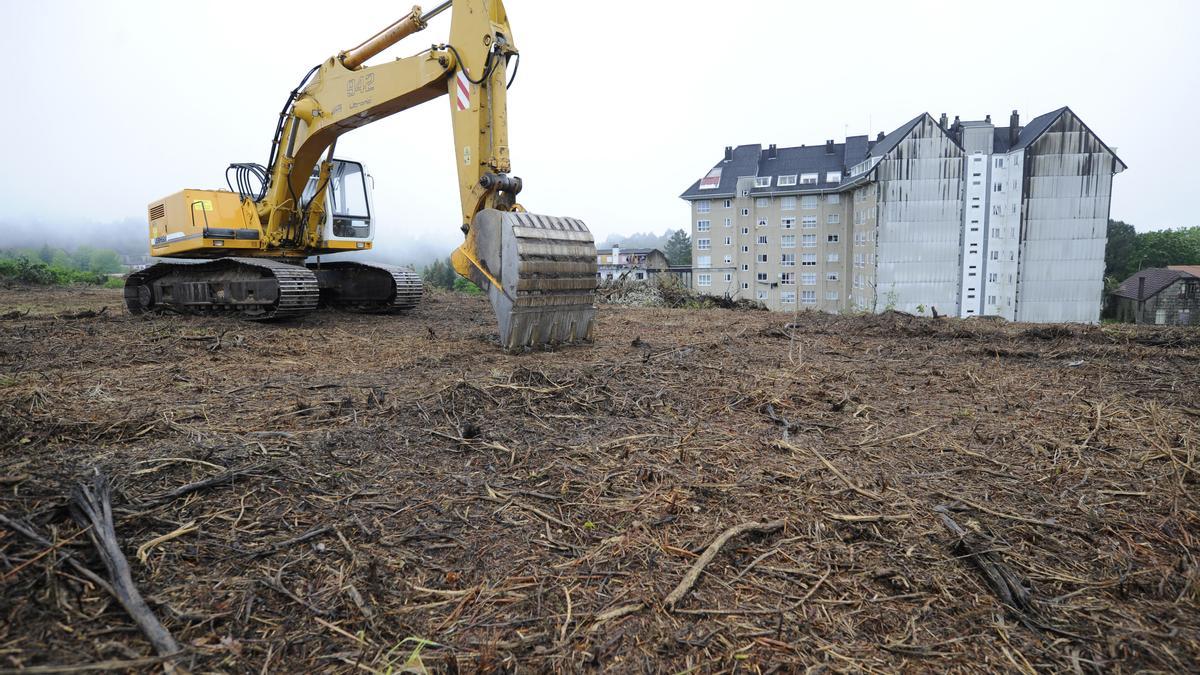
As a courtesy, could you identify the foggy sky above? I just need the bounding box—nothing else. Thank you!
[1,0,1196,257]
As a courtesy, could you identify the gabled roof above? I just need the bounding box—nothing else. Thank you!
[1005,106,1127,172]
[1111,267,1197,300]
[868,113,928,159]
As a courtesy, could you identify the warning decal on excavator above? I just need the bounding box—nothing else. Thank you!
[191,199,214,212]
[455,71,470,111]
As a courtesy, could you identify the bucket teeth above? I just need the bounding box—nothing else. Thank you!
[461,209,598,351]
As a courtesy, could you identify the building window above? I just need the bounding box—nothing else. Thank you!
[991,227,1000,238]
[724,236,732,245]
[781,235,796,248]
[742,245,749,252]
[698,238,711,250]
[826,172,841,184]
[723,199,732,208]
[756,272,768,282]
[754,177,772,188]
[987,295,996,305]
[757,290,769,301]
[801,273,816,285]
[778,175,798,187]
[697,220,710,232]
[827,214,840,225]
[781,196,796,211]
[800,196,818,209]
[742,282,749,289]
[994,158,1004,168]
[827,234,839,243]
[800,173,818,185]
[990,250,999,260]
[827,252,840,263]
[826,272,839,281]
[757,254,768,263]
[723,272,732,282]
[994,182,1003,192]
[741,264,749,271]
[855,189,866,203]
[725,218,733,228]
[756,198,770,208]
[757,218,769,228]
[802,234,816,248]
[696,200,711,214]
[757,235,768,245]
[698,273,711,287]
[741,226,750,234]
[697,255,711,268]
[826,193,840,204]
[724,255,733,264]
[781,253,795,267]
[782,217,796,229]
[801,290,817,304]
[781,291,796,304]
[741,189,750,196]
[802,216,817,228]
[781,272,795,285]
[801,254,816,266]
[826,290,839,301]
[741,208,750,216]
[988,272,997,282]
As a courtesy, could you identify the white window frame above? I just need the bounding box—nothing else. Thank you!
[754,176,772,188]
[778,175,798,187]
[697,238,711,250]
[800,173,819,185]
[696,200,711,214]
[697,273,712,287]
[696,220,711,232]
[781,235,796,248]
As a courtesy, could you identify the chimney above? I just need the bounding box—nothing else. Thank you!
[876,131,884,142]
[985,114,992,124]
[951,115,962,142]
[768,143,777,159]
[1009,109,1020,146]
[724,146,732,161]
[1137,275,1146,322]
[825,139,834,154]
[939,112,948,130]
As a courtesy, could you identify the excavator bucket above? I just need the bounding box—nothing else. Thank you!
[452,209,597,352]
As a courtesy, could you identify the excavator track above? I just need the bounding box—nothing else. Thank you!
[124,257,319,320]
[306,261,424,313]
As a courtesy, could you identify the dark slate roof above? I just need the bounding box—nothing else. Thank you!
[606,247,662,255]
[679,115,932,200]
[867,113,927,159]
[1009,107,1067,151]
[1111,268,1196,300]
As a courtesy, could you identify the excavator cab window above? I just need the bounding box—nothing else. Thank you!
[303,159,372,240]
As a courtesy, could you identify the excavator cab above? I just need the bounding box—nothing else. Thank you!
[302,159,374,244]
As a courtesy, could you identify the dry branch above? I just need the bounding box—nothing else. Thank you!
[665,520,785,609]
[69,472,181,662]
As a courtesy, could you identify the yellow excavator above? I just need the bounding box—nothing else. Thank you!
[126,0,597,351]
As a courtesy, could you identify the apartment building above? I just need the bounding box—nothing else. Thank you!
[679,107,1125,322]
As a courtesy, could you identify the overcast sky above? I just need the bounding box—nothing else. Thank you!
[1,0,1196,256]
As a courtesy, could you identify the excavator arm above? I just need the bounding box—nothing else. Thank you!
[259,1,597,350]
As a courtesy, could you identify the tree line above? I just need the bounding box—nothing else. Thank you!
[0,245,125,286]
[1105,221,1200,284]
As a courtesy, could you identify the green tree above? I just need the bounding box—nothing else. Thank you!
[38,244,54,264]
[87,248,122,274]
[1104,219,1137,281]
[663,229,691,266]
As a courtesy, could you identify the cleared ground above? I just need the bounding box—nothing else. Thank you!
[1,285,1198,672]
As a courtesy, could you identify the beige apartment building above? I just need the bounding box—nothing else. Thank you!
[680,108,1125,321]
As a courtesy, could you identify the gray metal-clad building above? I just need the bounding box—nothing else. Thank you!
[679,107,1126,322]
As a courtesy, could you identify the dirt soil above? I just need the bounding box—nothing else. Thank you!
[1,285,1198,673]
